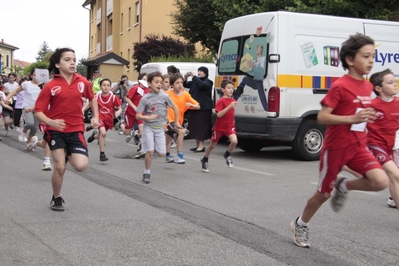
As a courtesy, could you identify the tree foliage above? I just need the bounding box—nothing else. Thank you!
[172,0,398,54]
[36,42,53,62]
[133,34,195,72]
[77,57,87,76]
[287,0,398,20]
[23,61,49,76]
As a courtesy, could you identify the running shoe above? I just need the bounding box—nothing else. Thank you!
[126,130,134,142]
[134,150,146,159]
[86,125,93,132]
[200,157,209,173]
[142,173,150,184]
[165,154,174,163]
[42,160,52,171]
[100,153,109,161]
[50,195,65,211]
[174,152,185,164]
[290,218,310,248]
[224,155,234,168]
[26,136,38,152]
[88,131,97,143]
[387,197,396,208]
[2,130,8,136]
[331,176,348,213]
[19,130,27,142]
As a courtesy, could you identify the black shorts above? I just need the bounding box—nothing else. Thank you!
[44,130,88,157]
[165,122,178,138]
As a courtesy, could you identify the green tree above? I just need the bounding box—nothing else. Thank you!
[286,0,398,19]
[36,41,52,62]
[172,0,398,54]
[7,65,24,76]
[171,0,221,55]
[133,34,195,72]
[24,61,49,76]
[77,57,87,76]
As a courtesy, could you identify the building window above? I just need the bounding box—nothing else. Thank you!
[97,24,102,43]
[135,2,140,23]
[6,54,10,68]
[128,7,131,27]
[107,17,113,35]
[120,13,123,33]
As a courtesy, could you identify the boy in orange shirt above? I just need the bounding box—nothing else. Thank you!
[165,73,199,164]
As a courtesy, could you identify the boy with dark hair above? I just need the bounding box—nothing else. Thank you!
[200,79,238,172]
[136,71,181,184]
[290,33,389,248]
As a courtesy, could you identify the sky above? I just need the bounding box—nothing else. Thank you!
[1,0,89,63]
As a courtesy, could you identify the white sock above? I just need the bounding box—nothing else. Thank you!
[297,216,309,227]
[44,157,50,161]
[144,169,150,174]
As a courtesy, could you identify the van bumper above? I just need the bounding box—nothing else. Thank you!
[235,116,302,142]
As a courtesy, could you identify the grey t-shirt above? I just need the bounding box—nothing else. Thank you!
[136,90,175,128]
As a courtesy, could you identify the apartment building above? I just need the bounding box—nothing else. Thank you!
[82,0,177,81]
[0,39,19,75]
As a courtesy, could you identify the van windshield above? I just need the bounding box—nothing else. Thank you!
[218,34,269,80]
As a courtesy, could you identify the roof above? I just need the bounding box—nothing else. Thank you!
[14,60,31,69]
[0,40,19,51]
[82,0,94,7]
[83,51,130,66]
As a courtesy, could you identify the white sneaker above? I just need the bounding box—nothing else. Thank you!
[19,130,27,142]
[171,141,177,149]
[15,126,21,133]
[42,160,52,171]
[2,130,8,136]
[387,197,396,208]
[26,136,38,152]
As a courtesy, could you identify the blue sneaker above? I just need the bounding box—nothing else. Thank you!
[165,154,174,163]
[174,152,185,164]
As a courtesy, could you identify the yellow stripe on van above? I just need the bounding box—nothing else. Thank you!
[215,74,339,89]
[277,74,340,89]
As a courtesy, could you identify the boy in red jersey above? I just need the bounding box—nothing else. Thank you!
[120,79,149,158]
[367,69,399,209]
[165,73,199,164]
[290,34,389,248]
[87,78,122,161]
[35,48,99,212]
[200,80,238,172]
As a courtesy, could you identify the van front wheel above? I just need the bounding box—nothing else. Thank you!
[292,120,325,161]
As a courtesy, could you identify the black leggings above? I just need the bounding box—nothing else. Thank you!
[13,108,23,127]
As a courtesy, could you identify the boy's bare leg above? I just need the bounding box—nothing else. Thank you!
[300,191,330,223]
[383,161,399,209]
[345,168,388,192]
[51,149,67,197]
[98,128,106,152]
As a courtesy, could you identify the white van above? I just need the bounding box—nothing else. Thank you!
[216,11,399,160]
[140,62,216,88]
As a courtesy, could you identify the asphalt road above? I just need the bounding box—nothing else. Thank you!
[0,127,398,266]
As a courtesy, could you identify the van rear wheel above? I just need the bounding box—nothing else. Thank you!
[292,120,325,161]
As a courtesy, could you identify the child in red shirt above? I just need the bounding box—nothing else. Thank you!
[200,80,238,172]
[367,69,399,210]
[35,48,99,212]
[290,34,389,248]
[87,78,121,161]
